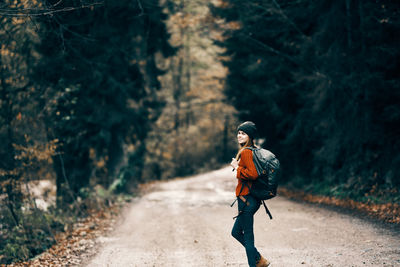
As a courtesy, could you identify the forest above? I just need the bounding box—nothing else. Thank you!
[1,0,399,264]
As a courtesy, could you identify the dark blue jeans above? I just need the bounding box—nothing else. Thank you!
[231,194,261,267]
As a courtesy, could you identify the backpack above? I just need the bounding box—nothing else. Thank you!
[232,147,280,220]
[244,147,280,201]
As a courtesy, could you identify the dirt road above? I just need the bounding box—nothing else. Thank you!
[85,167,400,267]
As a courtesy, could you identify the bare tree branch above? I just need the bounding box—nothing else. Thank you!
[0,2,104,17]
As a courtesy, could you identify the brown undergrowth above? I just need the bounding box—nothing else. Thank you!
[279,187,400,224]
[3,202,124,267]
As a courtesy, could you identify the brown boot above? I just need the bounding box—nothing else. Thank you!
[256,255,270,267]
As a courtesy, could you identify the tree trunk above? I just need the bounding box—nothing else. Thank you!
[345,0,352,49]
[358,0,365,54]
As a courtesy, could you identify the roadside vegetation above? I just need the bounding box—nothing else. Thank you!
[211,0,400,206]
[0,0,235,264]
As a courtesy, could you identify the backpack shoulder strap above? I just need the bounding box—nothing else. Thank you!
[262,200,273,220]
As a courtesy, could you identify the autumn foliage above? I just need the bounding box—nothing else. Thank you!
[279,188,400,224]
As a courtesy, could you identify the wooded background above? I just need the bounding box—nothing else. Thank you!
[1,0,399,263]
[212,0,400,201]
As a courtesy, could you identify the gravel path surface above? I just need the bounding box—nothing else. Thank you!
[85,167,400,267]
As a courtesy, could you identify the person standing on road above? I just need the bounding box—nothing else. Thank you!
[230,121,270,267]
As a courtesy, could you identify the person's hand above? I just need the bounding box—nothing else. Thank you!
[230,158,239,170]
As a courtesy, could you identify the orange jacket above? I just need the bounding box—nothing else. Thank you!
[236,149,258,196]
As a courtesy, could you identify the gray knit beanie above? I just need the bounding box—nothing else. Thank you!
[237,121,257,139]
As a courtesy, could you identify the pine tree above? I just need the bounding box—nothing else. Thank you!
[33,0,174,203]
[213,0,400,197]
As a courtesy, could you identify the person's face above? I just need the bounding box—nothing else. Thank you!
[237,130,249,145]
